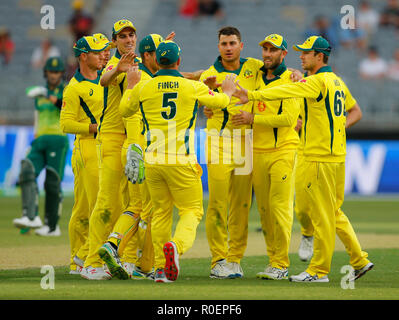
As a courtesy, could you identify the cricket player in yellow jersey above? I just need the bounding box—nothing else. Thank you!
[60,36,109,276]
[231,34,299,280]
[120,41,237,282]
[99,33,167,281]
[295,87,363,262]
[199,26,263,279]
[79,19,141,280]
[234,36,374,282]
[93,33,113,69]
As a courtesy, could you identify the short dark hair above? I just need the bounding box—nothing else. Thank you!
[218,26,241,42]
[314,51,329,64]
[140,50,155,62]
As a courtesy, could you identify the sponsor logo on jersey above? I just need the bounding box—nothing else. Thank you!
[257,101,266,112]
[244,69,253,79]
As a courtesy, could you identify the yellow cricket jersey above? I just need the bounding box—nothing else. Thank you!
[252,61,300,152]
[200,56,263,136]
[60,69,103,139]
[99,50,141,135]
[248,66,357,162]
[123,63,153,145]
[119,69,231,165]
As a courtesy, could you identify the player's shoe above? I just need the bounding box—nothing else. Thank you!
[289,271,329,283]
[73,255,85,268]
[298,235,313,262]
[98,242,129,280]
[257,266,288,280]
[81,266,111,280]
[69,266,83,275]
[163,241,180,281]
[351,262,374,281]
[13,216,43,229]
[123,262,135,276]
[131,265,155,280]
[227,262,244,278]
[34,225,61,236]
[154,268,173,283]
[210,259,235,279]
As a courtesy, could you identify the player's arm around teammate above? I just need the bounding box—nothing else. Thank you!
[199,26,263,279]
[231,34,300,281]
[120,40,236,283]
[234,36,373,283]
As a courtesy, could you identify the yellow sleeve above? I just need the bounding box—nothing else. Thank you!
[119,84,141,118]
[60,86,90,134]
[195,81,230,109]
[253,98,300,128]
[248,76,322,102]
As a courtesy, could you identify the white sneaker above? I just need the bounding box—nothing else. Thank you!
[227,262,244,278]
[123,262,135,276]
[210,259,234,279]
[81,266,111,280]
[69,266,83,275]
[257,266,288,280]
[351,262,374,281]
[298,235,314,262]
[289,271,329,283]
[73,255,85,268]
[13,216,43,229]
[35,225,61,236]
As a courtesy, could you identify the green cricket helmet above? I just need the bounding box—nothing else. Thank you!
[44,57,65,72]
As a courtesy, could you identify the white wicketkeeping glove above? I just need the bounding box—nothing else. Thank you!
[26,86,48,98]
[125,143,145,184]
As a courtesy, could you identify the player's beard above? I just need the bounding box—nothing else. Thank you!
[263,53,283,71]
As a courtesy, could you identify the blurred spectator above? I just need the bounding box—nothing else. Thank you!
[387,48,399,80]
[69,0,94,42]
[305,15,340,50]
[0,27,15,65]
[379,0,399,29]
[179,0,198,18]
[357,1,380,36]
[31,38,61,70]
[197,0,224,20]
[359,46,388,79]
[339,21,368,52]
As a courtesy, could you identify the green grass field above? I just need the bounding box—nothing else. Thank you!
[0,195,398,300]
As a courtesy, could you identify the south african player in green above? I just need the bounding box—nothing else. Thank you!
[13,57,69,236]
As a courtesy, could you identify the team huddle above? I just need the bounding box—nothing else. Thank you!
[13,18,374,283]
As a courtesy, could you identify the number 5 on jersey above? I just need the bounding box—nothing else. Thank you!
[162,92,178,120]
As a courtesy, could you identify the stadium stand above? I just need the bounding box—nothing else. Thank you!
[0,0,398,133]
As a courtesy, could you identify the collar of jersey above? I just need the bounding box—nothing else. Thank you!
[74,68,101,84]
[213,56,248,75]
[155,69,184,78]
[315,65,333,74]
[260,60,287,77]
[260,60,287,85]
[139,63,154,78]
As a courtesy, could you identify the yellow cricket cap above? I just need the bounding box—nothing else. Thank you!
[73,35,109,57]
[259,34,287,51]
[112,19,136,36]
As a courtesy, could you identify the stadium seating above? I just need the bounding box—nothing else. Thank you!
[0,0,398,132]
